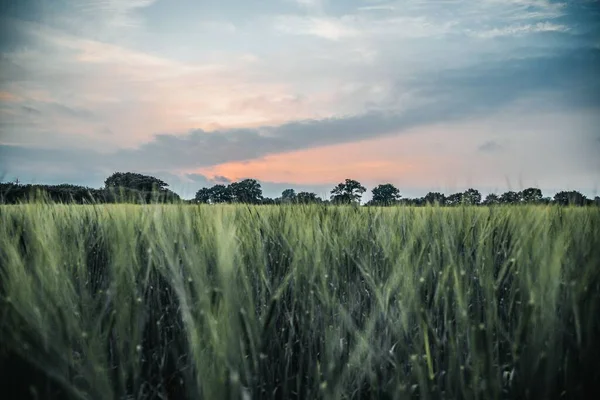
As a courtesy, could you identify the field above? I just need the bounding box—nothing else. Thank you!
[1,204,599,400]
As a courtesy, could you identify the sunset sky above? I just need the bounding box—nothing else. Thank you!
[1,0,599,200]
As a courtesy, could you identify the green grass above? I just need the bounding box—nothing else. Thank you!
[1,204,599,399]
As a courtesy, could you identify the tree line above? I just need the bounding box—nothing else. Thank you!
[0,172,180,204]
[194,177,599,206]
[1,172,598,206]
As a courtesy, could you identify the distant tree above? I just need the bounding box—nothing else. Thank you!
[482,193,500,205]
[500,191,520,204]
[296,192,321,204]
[213,184,234,203]
[281,189,297,203]
[229,179,263,204]
[520,188,543,204]
[446,193,463,206]
[594,196,600,206]
[462,188,482,205]
[424,192,446,205]
[194,184,233,204]
[553,191,586,206]
[370,183,401,206]
[105,172,169,192]
[330,179,366,204]
[261,197,277,205]
[194,187,212,204]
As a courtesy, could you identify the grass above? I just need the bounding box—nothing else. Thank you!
[1,203,599,399]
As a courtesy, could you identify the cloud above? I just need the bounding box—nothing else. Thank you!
[4,106,598,199]
[0,91,21,102]
[2,45,598,171]
[1,0,599,196]
[478,140,504,153]
[472,22,569,38]
[21,105,41,115]
[213,175,232,184]
[274,16,361,40]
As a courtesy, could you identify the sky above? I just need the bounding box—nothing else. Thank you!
[0,0,599,200]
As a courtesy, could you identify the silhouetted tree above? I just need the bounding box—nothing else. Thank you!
[194,184,232,204]
[483,193,500,205]
[105,172,169,192]
[281,189,297,203]
[296,192,321,204]
[462,188,482,205]
[370,183,401,206]
[330,179,366,204]
[520,188,543,204]
[500,191,520,204]
[194,188,212,204]
[446,193,463,206]
[229,179,263,204]
[424,192,446,205]
[554,191,586,206]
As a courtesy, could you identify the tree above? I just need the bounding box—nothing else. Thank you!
[520,188,543,204]
[281,189,297,203]
[212,184,234,203]
[482,193,500,205]
[370,183,401,206]
[330,179,366,204]
[462,188,482,205]
[296,192,321,204]
[445,193,463,206]
[229,179,263,204]
[553,191,586,206]
[424,192,446,205]
[500,191,520,204]
[194,187,212,204]
[105,172,169,192]
[194,184,233,204]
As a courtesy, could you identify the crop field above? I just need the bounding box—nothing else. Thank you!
[1,204,599,400]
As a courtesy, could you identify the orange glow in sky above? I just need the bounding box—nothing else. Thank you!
[193,128,464,187]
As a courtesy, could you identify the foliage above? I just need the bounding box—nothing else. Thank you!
[194,184,232,204]
[296,191,321,204]
[330,179,366,204]
[369,183,401,206]
[424,192,446,205]
[281,189,297,203]
[483,193,500,205]
[194,179,263,204]
[229,179,263,204]
[2,175,597,207]
[104,172,170,192]
[445,192,463,206]
[500,191,521,204]
[0,182,180,204]
[462,188,482,205]
[1,204,599,399]
[520,187,543,204]
[553,190,586,206]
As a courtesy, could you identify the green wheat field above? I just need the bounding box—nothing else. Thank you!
[1,203,599,399]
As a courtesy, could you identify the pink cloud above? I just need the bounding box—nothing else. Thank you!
[0,91,22,103]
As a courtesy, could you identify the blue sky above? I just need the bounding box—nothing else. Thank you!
[0,0,599,199]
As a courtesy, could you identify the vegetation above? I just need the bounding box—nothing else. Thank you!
[0,172,181,205]
[1,203,599,399]
[2,172,599,207]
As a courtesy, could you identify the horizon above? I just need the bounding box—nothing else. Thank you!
[2,172,597,203]
[1,0,599,200]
